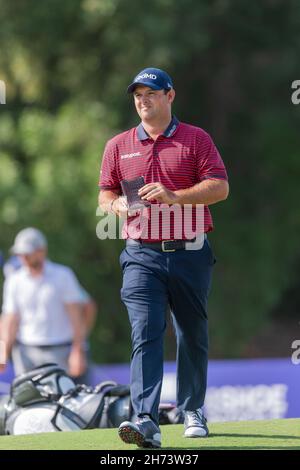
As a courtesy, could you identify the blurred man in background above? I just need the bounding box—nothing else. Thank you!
[0,227,96,382]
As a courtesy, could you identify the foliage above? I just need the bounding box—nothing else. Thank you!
[0,0,299,362]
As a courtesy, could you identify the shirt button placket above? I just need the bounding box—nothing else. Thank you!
[152,141,160,180]
[153,141,158,158]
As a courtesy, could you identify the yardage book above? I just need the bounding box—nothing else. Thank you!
[120,176,150,209]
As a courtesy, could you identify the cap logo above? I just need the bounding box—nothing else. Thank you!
[136,73,157,81]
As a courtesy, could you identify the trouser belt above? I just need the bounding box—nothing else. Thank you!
[126,234,207,252]
[16,340,72,349]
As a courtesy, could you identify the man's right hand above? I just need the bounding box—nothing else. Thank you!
[112,197,140,218]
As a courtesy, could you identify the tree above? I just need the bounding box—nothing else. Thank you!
[1,0,299,362]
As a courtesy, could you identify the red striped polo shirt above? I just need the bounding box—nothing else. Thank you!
[99,116,228,241]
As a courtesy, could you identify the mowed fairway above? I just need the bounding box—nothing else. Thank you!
[0,419,299,450]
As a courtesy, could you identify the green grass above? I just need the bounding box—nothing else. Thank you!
[0,419,299,450]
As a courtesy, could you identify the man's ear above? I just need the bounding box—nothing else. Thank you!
[168,89,175,104]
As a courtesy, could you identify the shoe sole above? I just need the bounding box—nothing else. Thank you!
[118,425,161,449]
[184,430,209,438]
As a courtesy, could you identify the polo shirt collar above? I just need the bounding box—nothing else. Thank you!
[137,116,179,141]
[23,259,51,278]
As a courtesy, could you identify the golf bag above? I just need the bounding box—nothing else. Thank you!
[0,363,183,435]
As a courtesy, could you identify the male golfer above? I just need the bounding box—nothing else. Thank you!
[99,67,229,448]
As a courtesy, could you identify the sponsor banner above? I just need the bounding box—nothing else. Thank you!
[1,358,299,421]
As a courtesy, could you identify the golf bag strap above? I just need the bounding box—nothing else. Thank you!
[51,404,87,431]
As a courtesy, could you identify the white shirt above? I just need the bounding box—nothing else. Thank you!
[2,260,82,346]
[3,256,22,279]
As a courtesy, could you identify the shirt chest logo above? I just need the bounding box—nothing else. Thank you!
[120,152,142,160]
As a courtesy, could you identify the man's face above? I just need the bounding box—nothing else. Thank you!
[133,85,174,122]
[19,248,46,270]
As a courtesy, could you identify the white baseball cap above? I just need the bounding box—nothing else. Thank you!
[11,228,47,255]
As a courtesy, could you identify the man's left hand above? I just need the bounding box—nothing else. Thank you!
[139,182,178,204]
[68,346,87,378]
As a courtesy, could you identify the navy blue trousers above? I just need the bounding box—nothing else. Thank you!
[120,239,215,424]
